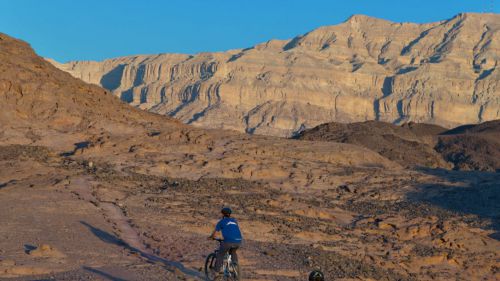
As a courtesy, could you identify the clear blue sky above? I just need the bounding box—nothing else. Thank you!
[0,0,497,62]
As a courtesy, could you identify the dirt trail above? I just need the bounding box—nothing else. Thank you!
[71,177,203,279]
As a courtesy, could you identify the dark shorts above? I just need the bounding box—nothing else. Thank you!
[215,241,241,271]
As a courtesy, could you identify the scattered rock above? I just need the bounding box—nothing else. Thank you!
[0,259,16,267]
[338,184,355,193]
[27,244,65,258]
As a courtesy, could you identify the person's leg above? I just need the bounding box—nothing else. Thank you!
[214,242,229,272]
[229,244,239,264]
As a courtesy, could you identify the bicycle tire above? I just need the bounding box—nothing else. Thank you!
[204,253,217,281]
[229,262,240,281]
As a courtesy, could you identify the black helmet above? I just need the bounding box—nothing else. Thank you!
[221,207,232,216]
[308,270,324,281]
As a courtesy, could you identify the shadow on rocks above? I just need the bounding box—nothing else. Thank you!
[80,221,202,279]
[408,167,500,241]
[83,266,128,281]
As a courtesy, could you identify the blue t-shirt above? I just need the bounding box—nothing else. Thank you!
[215,217,243,243]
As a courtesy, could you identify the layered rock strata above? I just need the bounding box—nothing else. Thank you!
[51,13,500,137]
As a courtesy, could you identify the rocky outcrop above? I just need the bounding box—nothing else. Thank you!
[296,121,451,169]
[297,119,500,171]
[51,13,500,137]
[436,120,500,171]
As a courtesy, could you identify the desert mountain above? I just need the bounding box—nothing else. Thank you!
[0,31,394,279]
[0,31,394,182]
[1,32,499,280]
[51,13,500,137]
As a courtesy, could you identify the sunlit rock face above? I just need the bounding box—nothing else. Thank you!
[51,13,500,137]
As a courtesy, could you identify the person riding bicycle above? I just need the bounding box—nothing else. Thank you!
[208,207,243,273]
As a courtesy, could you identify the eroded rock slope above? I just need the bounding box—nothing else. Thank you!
[52,13,500,136]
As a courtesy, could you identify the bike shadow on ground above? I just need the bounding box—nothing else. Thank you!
[80,221,203,279]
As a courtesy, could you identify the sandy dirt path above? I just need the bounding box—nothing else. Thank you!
[0,155,193,281]
[71,177,203,279]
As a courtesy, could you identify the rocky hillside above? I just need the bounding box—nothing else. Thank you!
[0,31,393,178]
[296,121,450,168]
[51,13,500,137]
[297,120,500,171]
[0,33,180,134]
[436,120,500,171]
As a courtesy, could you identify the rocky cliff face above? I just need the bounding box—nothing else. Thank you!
[51,13,500,137]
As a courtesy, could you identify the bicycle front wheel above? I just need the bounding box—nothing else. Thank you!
[204,253,217,281]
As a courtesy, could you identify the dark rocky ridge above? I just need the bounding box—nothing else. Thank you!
[295,121,450,169]
[436,120,500,171]
[296,120,500,171]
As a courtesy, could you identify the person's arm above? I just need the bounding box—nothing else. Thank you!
[208,229,217,239]
[208,220,221,239]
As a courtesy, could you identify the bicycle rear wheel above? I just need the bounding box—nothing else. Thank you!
[228,262,240,281]
[204,253,217,281]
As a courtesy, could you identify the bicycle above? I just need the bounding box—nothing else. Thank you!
[204,238,240,281]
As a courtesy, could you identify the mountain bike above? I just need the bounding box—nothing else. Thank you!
[205,238,240,281]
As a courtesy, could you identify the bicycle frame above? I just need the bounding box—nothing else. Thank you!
[223,252,233,276]
[206,238,239,280]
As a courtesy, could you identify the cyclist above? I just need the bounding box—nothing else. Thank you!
[208,207,243,273]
